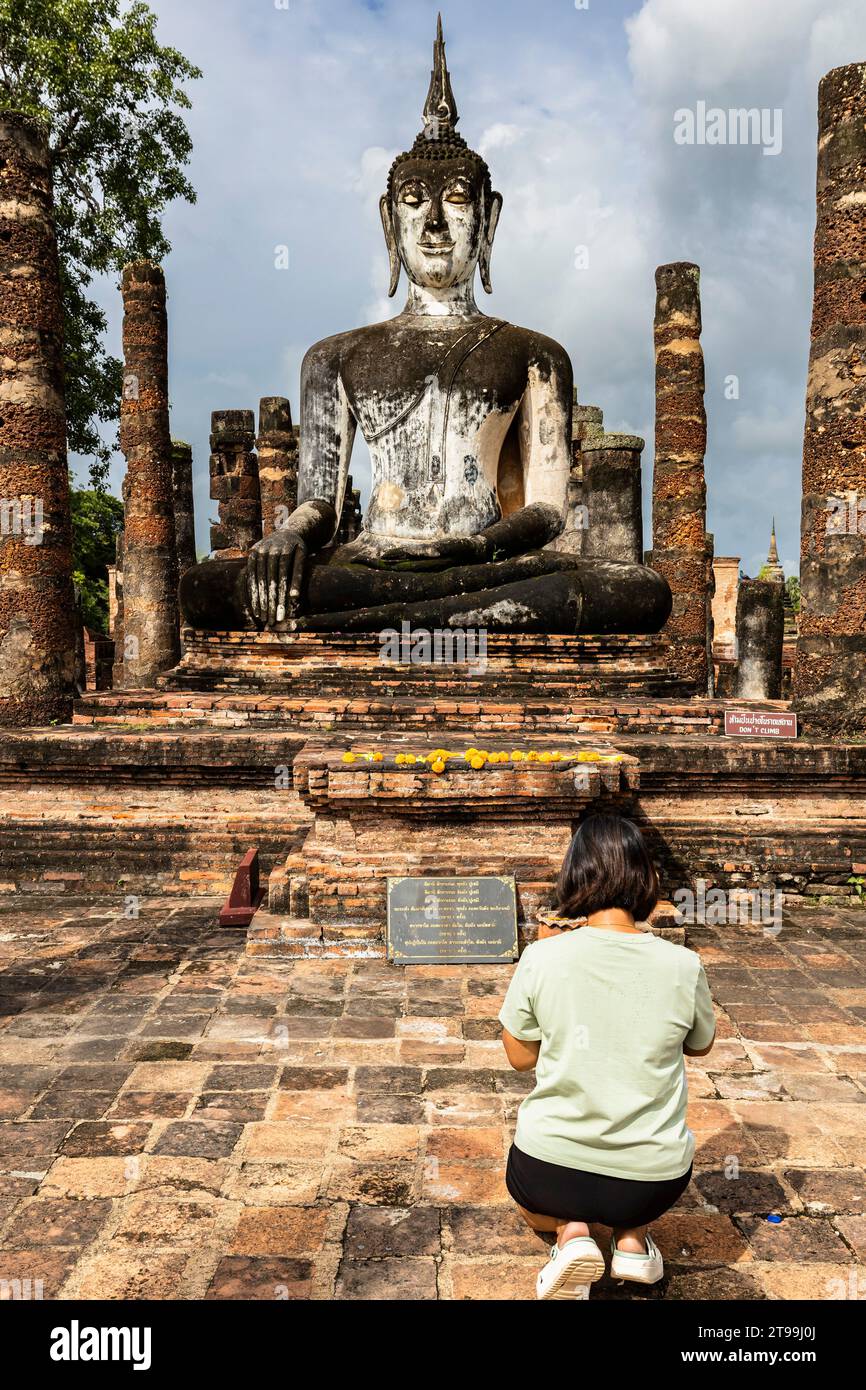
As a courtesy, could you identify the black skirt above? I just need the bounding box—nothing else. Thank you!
[506,1143,693,1227]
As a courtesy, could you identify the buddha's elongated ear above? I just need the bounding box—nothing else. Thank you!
[479,190,502,295]
[380,194,401,298]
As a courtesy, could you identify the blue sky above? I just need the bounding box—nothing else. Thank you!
[72,0,866,580]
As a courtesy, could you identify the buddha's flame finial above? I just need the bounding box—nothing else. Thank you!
[422,14,458,140]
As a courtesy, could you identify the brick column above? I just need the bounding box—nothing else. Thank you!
[794,64,866,732]
[736,579,784,700]
[117,262,179,687]
[0,114,76,725]
[171,440,197,578]
[256,397,297,538]
[209,410,261,556]
[649,262,711,693]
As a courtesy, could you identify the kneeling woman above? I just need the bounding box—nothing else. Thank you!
[499,813,715,1300]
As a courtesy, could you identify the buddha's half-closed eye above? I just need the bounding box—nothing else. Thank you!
[444,178,472,205]
[398,181,427,206]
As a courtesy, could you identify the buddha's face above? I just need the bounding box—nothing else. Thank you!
[389,157,489,290]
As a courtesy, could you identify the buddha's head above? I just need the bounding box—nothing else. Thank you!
[381,16,502,297]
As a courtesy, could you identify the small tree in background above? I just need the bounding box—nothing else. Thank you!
[0,0,200,485]
[785,575,801,614]
[71,488,124,632]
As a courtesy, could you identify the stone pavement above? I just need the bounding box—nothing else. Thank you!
[0,897,864,1301]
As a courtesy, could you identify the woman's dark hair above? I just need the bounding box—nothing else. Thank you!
[556,813,659,922]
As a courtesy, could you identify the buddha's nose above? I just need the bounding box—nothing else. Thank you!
[425,194,447,233]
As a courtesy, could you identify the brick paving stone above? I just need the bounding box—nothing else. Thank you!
[2,1198,112,1248]
[59,1121,151,1158]
[231,1205,329,1257]
[106,1091,192,1119]
[206,1255,313,1299]
[344,1205,440,1258]
[833,1215,866,1257]
[73,1250,188,1299]
[336,1257,438,1300]
[195,1092,270,1122]
[0,1247,80,1298]
[693,1169,792,1215]
[0,898,864,1300]
[784,1168,866,1214]
[736,1215,850,1262]
[151,1121,243,1159]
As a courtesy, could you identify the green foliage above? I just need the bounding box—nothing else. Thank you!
[785,575,801,613]
[0,0,200,485]
[70,486,124,631]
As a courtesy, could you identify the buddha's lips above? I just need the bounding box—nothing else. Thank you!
[419,241,455,254]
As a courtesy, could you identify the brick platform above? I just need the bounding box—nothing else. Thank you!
[159,630,694,698]
[0,895,863,1301]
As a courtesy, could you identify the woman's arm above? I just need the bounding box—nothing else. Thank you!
[684,1035,715,1058]
[501,1028,540,1072]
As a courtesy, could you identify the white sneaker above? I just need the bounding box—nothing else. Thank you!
[536,1236,605,1300]
[610,1232,664,1285]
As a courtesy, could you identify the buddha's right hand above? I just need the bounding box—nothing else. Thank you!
[246,499,336,626]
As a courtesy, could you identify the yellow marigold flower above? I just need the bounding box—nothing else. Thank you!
[372,751,383,762]
[577,750,601,762]
[551,751,562,761]
[431,759,446,774]
[539,751,552,763]
[341,752,356,764]
[527,751,539,762]
[511,751,525,762]
[470,755,485,770]
[405,754,417,764]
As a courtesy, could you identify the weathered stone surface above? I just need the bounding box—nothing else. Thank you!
[209,409,261,557]
[795,64,866,732]
[0,113,76,726]
[171,440,197,578]
[256,397,298,539]
[117,262,180,687]
[649,262,711,695]
[736,579,784,700]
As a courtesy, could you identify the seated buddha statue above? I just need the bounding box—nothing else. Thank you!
[180,18,670,637]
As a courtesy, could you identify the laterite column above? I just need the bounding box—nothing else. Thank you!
[0,114,76,725]
[649,262,711,694]
[794,64,866,732]
[118,262,179,687]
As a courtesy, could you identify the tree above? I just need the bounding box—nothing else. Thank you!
[70,487,124,632]
[785,575,801,614]
[0,0,200,485]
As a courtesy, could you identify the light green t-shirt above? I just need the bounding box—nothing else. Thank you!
[498,928,716,1181]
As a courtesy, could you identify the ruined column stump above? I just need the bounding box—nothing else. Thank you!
[117,262,180,688]
[171,440,197,579]
[649,262,711,695]
[256,397,297,539]
[736,578,784,701]
[0,114,76,725]
[794,64,866,732]
[581,432,645,565]
[209,410,261,557]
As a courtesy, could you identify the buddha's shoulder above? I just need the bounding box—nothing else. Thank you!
[301,319,571,374]
[500,323,572,376]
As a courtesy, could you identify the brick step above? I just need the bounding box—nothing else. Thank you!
[72,692,732,735]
